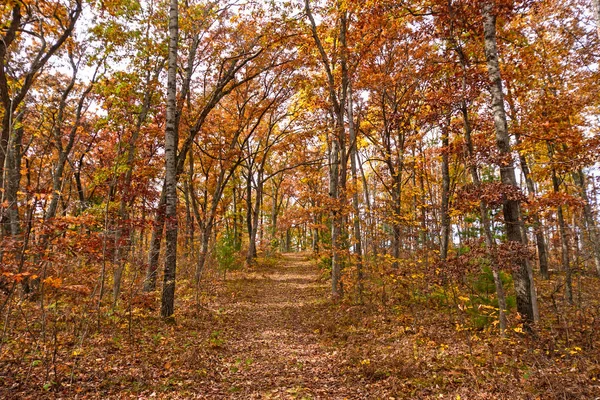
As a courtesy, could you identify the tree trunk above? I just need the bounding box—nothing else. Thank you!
[305,0,347,299]
[113,65,154,306]
[517,142,549,279]
[482,1,536,325]
[506,81,550,279]
[461,92,508,333]
[312,205,320,254]
[144,185,166,292]
[388,159,403,268]
[593,0,600,38]
[573,170,600,276]
[2,114,23,237]
[246,178,261,265]
[548,144,572,303]
[418,149,428,251]
[196,225,211,283]
[233,177,240,251]
[440,119,450,261]
[330,135,342,298]
[348,84,363,301]
[160,0,179,318]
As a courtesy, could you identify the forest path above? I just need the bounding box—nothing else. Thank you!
[202,253,364,399]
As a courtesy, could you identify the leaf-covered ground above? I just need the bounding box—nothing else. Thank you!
[2,253,600,398]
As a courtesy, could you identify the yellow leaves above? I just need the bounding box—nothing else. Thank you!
[72,348,84,357]
[43,276,62,288]
[513,325,523,333]
[360,358,371,366]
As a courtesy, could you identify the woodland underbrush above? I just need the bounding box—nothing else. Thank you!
[0,251,230,398]
[311,251,600,399]
[1,249,599,399]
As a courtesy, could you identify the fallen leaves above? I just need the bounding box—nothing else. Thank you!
[1,254,599,399]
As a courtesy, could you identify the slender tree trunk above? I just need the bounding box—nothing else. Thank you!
[233,178,240,251]
[506,82,550,279]
[388,160,403,268]
[183,179,192,253]
[573,170,600,276]
[161,0,179,318]
[312,202,320,254]
[418,150,428,251]
[330,135,342,298]
[440,119,450,261]
[191,167,233,282]
[547,144,572,303]
[247,175,262,265]
[518,146,549,279]
[269,181,280,253]
[2,115,23,237]
[0,111,12,193]
[144,185,166,292]
[460,87,507,333]
[593,0,600,38]
[504,80,542,320]
[196,224,211,283]
[357,151,374,256]
[113,66,154,306]
[245,169,254,263]
[348,84,363,301]
[482,1,535,325]
[305,0,347,299]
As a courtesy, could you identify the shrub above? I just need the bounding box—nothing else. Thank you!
[215,232,241,277]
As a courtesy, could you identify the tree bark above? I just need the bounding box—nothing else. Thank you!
[461,90,508,333]
[2,113,24,237]
[547,144,572,303]
[348,84,364,301]
[161,0,179,318]
[305,0,347,299]
[482,1,536,325]
[593,0,600,39]
[572,170,600,276]
[246,172,262,265]
[440,119,451,262]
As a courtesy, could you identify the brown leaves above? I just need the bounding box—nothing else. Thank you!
[442,238,533,280]
[455,182,527,212]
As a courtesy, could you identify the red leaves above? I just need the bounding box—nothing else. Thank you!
[536,192,585,210]
[442,238,533,280]
[455,182,527,212]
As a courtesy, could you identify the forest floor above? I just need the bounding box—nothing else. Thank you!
[2,253,600,399]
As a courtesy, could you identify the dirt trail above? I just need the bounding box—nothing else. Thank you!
[200,253,364,399]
